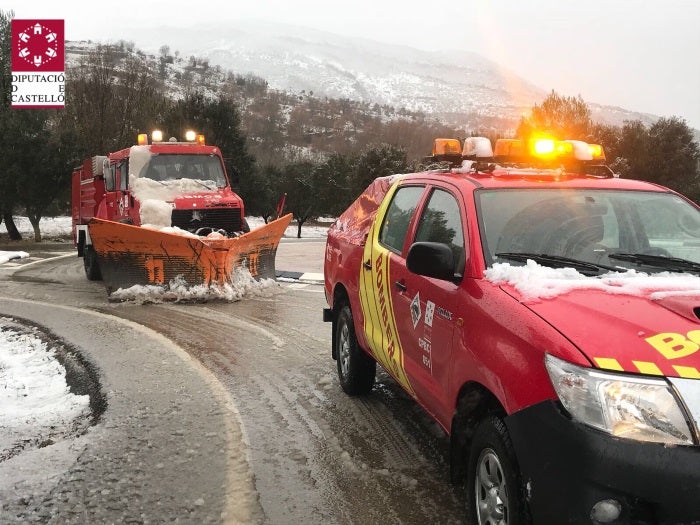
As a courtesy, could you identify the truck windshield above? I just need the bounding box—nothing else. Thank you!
[139,154,228,188]
[476,189,700,273]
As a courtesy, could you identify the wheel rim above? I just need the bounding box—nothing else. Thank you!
[475,448,508,525]
[338,321,350,378]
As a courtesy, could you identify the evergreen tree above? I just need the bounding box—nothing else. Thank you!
[279,161,317,238]
[240,163,283,220]
[163,93,254,190]
[646,117,700,201]
[0,9,21,239]
[314,152,356,216]
[517,90,593,140]
[592,118,700,203]
[352,143,409,198]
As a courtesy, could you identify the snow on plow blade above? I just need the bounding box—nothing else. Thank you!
[88,214,293,295]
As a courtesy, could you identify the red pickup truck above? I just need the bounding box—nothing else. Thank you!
[323,137,700,524]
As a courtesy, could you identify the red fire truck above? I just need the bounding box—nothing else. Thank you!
[324,136,700,524]
[72,130,289,293]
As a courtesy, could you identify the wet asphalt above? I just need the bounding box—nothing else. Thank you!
[0,240,326,524]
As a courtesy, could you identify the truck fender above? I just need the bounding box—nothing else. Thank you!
[449,383,504,484]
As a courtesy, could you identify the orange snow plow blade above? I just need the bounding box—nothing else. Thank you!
[88,214,292,295]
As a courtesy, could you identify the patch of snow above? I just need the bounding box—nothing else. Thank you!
[138,198,176,229]
[109,269,280,304]
[127,145,151,178]
[0,216,73,239]
[0,251,29,264]
[485,260,700,303]
[0,324,91,460]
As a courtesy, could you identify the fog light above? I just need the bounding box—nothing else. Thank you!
[590,499,622,523]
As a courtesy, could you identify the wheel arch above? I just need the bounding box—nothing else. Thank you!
[449,381,506,484]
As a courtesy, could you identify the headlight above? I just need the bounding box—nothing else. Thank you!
[545,354,694,446]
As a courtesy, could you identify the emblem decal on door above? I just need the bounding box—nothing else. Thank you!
[410,292,421,328]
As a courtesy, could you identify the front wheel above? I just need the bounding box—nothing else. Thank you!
[466,416,530,525]
[83,244,102,281]
[335,304,376,395]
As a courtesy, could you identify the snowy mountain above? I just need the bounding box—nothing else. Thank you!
[113,20,658,128]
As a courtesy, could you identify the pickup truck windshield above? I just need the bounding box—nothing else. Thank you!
[139,154,227,189]
[477,189,700,272]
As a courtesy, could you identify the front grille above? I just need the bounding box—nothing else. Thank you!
[171,207,242,235]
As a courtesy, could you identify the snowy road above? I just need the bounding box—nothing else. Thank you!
[0,244,464,524]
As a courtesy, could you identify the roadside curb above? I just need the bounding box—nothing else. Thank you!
[276,270,324,285]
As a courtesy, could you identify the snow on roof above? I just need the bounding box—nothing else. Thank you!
[485,260,700,303]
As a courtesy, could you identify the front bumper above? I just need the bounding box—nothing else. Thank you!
[506,400,700,525]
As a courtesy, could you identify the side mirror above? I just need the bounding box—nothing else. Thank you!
[406,242,455,281]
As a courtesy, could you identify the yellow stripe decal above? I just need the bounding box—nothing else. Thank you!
[358,182,414,396]
[632,361,664,376]
[593,357,624,371]
[672,365,700,379]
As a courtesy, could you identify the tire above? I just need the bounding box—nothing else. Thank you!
[335,304,376,395]
[83,244,102,281]
[466,415,530,525]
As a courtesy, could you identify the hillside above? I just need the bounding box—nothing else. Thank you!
[66,21,677,166]
[65,40,468,165]
[113,19,660,129]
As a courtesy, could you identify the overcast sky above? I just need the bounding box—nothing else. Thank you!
[6,0,700,129]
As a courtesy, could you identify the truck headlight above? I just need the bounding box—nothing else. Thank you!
[545,354,694,446]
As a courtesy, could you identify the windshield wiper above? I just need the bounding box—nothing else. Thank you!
[608,252,700,274]
[495,252,620,276]
[176,178,214,190]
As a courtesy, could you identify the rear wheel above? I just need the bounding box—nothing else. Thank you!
[335,304,376,395]
[83,244,102,281]
[466,416,530,525]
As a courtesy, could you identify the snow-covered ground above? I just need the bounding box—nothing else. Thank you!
[0,323,92,462]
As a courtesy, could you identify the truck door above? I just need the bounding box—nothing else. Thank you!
[388,186,465,425]
[101,161,119,221]
[115,160,131,222]
[358,183,425,398]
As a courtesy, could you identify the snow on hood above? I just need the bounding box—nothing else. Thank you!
[138,197,175,229]
[131,174,221,229]
[131,176,219,202]
[485,260,700,303]
[486,261,700,379]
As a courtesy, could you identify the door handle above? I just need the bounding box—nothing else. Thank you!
[394,280,407,292]
[363,260,372,270]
